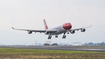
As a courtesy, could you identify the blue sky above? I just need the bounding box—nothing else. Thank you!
[0,0,105,45]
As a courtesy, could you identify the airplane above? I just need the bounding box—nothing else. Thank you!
[12,19,91,39]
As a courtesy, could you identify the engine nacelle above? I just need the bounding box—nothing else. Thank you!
[70,30,75,34]
[81,28,86,32]
[28,31,32,34]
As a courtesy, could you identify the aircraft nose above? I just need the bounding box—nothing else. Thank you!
[63,23,72,30]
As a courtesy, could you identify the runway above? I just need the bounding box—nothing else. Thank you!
[0,45,105,52]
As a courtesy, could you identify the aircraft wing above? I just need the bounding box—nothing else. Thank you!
[69,25,91,33]
[12,27,57,33]
[71,25,92,31]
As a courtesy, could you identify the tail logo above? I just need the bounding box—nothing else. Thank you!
[44,19,48,30]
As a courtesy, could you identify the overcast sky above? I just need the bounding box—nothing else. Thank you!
[0,0,105,45]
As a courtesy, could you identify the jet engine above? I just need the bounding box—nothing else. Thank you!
[28,31,32,34]
[70,30,75,34]
[81,28,86,32]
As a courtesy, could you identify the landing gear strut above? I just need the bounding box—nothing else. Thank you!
[62,35,66,39]
[55,35,58,38]
[48,35,52,39]
[62,32,66,39]
[67,32,69,34]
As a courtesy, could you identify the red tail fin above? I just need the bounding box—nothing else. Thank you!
[43,19,48,30]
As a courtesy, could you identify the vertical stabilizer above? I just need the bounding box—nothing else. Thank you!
[43,19,49,30]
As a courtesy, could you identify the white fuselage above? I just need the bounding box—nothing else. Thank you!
[46,25,67,35]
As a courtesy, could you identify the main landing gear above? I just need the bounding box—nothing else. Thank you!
[62,35,66,39]
[48,33,67,39]
[62,33,66,39]
[55,35,58,38]
[48,35,58,39]
[48,35,52,39]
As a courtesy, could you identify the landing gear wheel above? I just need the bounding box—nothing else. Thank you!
[67,32,69,34]
[48,35,52,39]
[55,35,58,38]
[62,35,66,39]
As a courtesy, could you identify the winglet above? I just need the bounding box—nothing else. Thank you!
[12,27,14,29]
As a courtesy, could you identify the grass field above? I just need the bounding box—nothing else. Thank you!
[0,48,105,59]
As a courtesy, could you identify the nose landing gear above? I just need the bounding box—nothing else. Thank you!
[67,32,69,34]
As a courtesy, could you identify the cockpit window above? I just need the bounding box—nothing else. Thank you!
[67,23,70,25]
